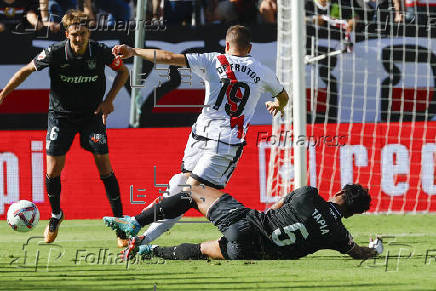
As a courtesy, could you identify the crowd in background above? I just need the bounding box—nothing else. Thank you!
[1,0,436,34]
[306,0,436,34]
[0,0,276,33]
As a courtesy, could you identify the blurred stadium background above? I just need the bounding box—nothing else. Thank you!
[1,0,436,219]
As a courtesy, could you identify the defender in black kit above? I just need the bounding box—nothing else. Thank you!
[0,10,129,247]
[104,184,380,261]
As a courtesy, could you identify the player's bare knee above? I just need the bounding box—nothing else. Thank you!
[199,242,212,258]
[46,166,63,177]
[46,172,62,178]
[46,156,65,177]
[97,168,113,177]
[200,240,224,260]
[186,176,201,186]
[182,176,200,192]
[93,154,112,176]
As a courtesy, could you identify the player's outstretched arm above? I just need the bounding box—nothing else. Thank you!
[112,44,187,67]
[95,64,129,125]
[0,62,36,105]
[265,89,289,117]
[347,243,378,260]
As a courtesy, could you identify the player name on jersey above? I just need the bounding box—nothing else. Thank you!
[216,64,261,84]
[312,208,330,235]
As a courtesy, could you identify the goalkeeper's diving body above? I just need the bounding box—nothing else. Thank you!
[112,25,289,245]
[104,184,383,261]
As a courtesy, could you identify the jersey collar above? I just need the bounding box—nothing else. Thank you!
[65,39,92,61]
[227,54,252,58]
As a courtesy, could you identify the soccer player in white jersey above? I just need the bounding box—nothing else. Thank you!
[110,25,289,244]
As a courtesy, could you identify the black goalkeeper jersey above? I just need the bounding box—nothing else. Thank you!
[247,186,355,259]
[33,39,121,115]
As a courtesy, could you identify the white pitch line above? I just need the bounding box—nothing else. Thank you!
[351,232,436,237]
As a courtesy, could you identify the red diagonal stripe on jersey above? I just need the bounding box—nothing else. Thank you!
[216,55,245,138]
[217,55,243,112]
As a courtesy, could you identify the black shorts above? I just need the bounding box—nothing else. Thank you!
[207,194,264,260]
[46,112,109,156]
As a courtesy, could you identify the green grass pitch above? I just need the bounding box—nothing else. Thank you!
[1,215,436,290]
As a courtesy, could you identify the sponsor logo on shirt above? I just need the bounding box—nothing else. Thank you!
[87,59,96,70]
[59,75,98,84]
[329,207,338,220]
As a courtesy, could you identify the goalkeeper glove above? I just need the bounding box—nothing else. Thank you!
[368,236,384,255]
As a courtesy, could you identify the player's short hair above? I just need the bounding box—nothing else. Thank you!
[62,9,89,30]
[226,25,251,50]
[342,184,371,214]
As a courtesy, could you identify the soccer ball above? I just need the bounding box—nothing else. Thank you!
[7,200,40,232]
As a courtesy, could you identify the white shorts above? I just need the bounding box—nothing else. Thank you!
[181,133,245,189]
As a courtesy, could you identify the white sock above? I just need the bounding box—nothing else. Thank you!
[141,215,182,244]
[51,212,62,219]
[142,173,188,242]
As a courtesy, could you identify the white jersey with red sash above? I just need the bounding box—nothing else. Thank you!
[185,53,284,145]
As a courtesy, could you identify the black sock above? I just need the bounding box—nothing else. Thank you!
[153,243,207,260]
[101,172,123,217]
[46,175,61,215]
[134,193,197,226]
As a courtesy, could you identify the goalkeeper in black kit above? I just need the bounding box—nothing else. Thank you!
[104,184,383,261]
